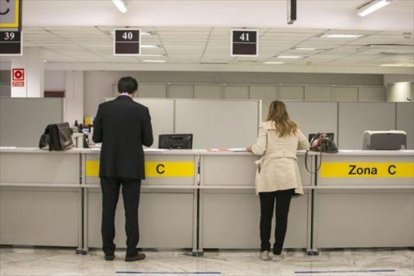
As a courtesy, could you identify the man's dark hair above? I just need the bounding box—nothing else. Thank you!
[118,76,138,94]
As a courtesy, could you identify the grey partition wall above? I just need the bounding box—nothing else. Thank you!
[338,102,396,149]
[135,99,175,148]
[396,103,414,149]
[0,98,63,147]
[286,102,338,144]
[175,99,260,148]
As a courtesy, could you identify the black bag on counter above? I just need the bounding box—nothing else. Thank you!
[39,122,74,151]
[305,133,338,173]
[309,133,338,153]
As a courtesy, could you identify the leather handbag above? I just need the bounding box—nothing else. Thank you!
[39,122,74,151]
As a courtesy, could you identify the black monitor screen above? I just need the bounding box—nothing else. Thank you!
[158,134,193,149]
[308,133,334,142]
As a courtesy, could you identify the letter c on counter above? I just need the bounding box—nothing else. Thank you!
[156,164,165,174]
[388,165,396,175]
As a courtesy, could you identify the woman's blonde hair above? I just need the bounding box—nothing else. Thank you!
[266,100,297,137]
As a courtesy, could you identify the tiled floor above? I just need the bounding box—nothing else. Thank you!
[0,248,413,276]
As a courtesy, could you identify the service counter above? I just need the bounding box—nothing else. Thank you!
[313,150,414,250]
[1,148,413,254]
[199,152,314,252]
[0,148,82,250]
[82,149,199,252]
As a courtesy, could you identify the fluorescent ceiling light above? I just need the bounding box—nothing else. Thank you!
[141,45,159,48]
[264,61,284,64]
[321,34,363,38]
[277,55,302,59]
[294,47,316,51]
[357,0,392,17]
[112,0,127,14]
[141,54,164,57]
[141,31,153,36]
[143,60,166,63]
[380,63,414,67]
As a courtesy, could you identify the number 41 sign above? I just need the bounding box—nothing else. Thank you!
[231,29,258,57]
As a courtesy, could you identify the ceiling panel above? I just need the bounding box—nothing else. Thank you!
[1,26,409,68]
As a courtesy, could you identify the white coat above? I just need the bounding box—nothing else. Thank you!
[251,121,310,195]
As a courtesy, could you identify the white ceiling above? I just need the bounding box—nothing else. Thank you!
[1,0,413,73]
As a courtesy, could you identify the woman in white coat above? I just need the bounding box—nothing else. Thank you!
[247,100,310,262]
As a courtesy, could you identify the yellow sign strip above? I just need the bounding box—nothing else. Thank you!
[321,162,414,178]
[85,160,100,177]
[85,160,195,178]
[0,0,21,28]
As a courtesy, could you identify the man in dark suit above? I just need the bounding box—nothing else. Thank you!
[93,76,153,262]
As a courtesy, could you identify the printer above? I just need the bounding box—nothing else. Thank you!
[362,130,407,150]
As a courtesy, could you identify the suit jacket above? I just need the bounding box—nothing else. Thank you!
[92,96,153,179]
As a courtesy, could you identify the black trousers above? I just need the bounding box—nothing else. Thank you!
[259,189,294,255]
[100,177,141,257]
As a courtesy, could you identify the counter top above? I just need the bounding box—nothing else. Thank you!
[1,147,413,156]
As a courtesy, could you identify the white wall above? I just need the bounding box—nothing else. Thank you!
[64,71,84,125]
[387,82,414,102]
[44,71,66,91]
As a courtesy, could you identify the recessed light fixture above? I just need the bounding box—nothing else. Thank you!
[321,34,364,38]
[142,60,166,63]
[112,0,128,14]
[380,63,414,67]
[294,47,316,51]
[277,55,302,59]
[141,45,159,48]
[264,61,284,64]
[357,0,392,17]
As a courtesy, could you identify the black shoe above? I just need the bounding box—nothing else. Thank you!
[125,252,146,262]
[104,254,115,261]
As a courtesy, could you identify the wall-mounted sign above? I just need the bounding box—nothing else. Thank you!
[113,29,141,56]
[321,162,414,178]
[0,30,22,55]
[231,29,258,57]
[0,0,22,30]
[11,68,24,87]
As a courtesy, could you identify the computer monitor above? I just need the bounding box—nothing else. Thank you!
[158,134,193,149]
[308,133,334,143]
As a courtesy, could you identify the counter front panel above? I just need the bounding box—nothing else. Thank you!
[0,187,80,246]
[0,152,80,185]
[86,189,194,249]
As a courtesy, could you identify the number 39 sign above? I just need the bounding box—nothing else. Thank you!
[231,29,258,57]
[113,29,141,56]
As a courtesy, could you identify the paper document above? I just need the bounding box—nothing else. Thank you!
[228,148,248,152]
[207,148,247,152]
[145,148,169,152]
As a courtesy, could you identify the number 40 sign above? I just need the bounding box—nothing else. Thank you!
[113,29,141,56]
[231,29,258,57]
